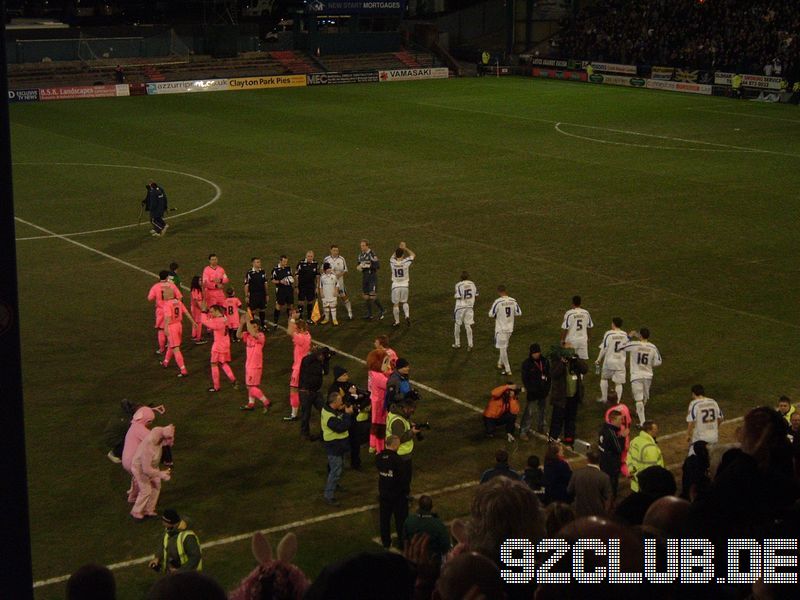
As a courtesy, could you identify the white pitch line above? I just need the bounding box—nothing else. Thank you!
[554,122,751,152]
[32,480,479,589]
[658,415,744,442]
[416,101,800,157]
[14,163,222,241]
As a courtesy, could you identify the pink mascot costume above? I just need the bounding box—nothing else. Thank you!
[130,425,174,520]
[122,406,155,503]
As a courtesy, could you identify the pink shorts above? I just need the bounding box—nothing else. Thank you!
[246,369,262,386]
[211,350,231,363]
[205,290,225,308]
[167,323,183,347]
[290,365,300,388]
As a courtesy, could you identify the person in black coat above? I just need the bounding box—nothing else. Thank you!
[542,441,572,504]
[599,410,625,497]
[376,435,409,549]
[520,343,551,438]
[680,440,711,501]
[298,349,330,440]
[142,181,168,236]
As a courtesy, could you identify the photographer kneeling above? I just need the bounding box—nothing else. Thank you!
[483,383,522,442]
[386,398,424,500]
[321,391,354,506]
[299,347,333,440]
[329,366,371,470]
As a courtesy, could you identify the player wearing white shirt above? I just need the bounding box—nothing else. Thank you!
[620,328,662,424]
[390,242,415,327]
[560,295,593,360]
[318,263,341,325]
[323,244,353,320]
[595,317,629,403]
[488,285,521,375]
[686,384,723,446]
[453,271,478,350]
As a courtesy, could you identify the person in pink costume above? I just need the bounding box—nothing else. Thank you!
[229,532,309,600]
[367,349,391,453]
[604,390,632,477]
[130,425,174,520]
[284,316,311,421]
[374,335,397,369]
[122,406,155,503]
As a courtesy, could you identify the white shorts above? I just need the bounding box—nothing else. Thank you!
[391,287,409,304]
[454,307,474,326]
[631,379,652,402]
[322,297,337,309]
[494,331,511,349]
[569,342,589,360]
[602,368,626,384]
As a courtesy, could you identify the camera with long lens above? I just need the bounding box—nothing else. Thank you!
[413,421,431,441]
[343,386,371,413]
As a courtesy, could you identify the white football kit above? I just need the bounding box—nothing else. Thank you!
[319,273,339,308]
[562,307,594,359]
[687,396,723,445]
[453,280,478,348]
[621,340,662,423]
[390,256,414,304]
[323,255,348,296]
[598,329,629,383]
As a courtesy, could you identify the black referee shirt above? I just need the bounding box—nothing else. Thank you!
[244,268,268,299]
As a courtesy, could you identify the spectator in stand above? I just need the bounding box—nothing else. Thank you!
[432,552,507,600]
[229,532,310,600]
[614,465,677,526]
[543,502,575,536]
[777,394,796,424]
[521,454,544,496]
[567,448,613,517]
[543,441,572,504]
[480,449,521,483]
[680,440,711,501]
[688,406,799,548]
[789,411,800,479]
[402,495,451,562]
[305,552,415,600]
[148,572,226,600]
[67,564,116,600]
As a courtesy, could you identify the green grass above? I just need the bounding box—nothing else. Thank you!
[11,77,800,598]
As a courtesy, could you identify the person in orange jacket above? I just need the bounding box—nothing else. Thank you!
[483,383,521,442]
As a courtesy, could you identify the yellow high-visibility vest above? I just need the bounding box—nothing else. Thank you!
[386,412,414,456]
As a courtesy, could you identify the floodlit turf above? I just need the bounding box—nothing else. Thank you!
[10,77,800,598]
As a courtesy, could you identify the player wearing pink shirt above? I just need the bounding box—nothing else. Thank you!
[189,276,207,344]
[605,396,632,477]
[367,349,391,453]
[201,304,238,392]
[374,335,398,370]
[203,254,229,307]
[224,288,242,343]
[147,271,182,355]
[161,289,197,377]
[237,312,270,412]
[283,317,311,421]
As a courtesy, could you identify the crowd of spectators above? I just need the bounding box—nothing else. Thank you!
[66,402,800,600]
[555,0,799,78]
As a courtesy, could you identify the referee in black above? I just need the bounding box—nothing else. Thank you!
[244,257,269,327]
[271,255,294,329]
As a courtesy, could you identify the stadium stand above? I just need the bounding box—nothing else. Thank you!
[6,50,439,88]
[556,0,799,77]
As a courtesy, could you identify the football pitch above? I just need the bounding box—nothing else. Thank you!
[10,76,800,598]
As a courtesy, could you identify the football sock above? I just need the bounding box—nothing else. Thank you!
[403,303,410,319]
[221,363,235,382]
[465,324,473,347]
[499,348,510,372]
[174,349,185,372]
[374,299,384,313]
[366,299,373,317]
[344,300,352,318]
[331,307,337,321]
[273,309,281,326]
[163,347,174,366]
[453,323,461,346]
[157,330,166,353]
[211,365,221,389]
[393,306,400,324]
[635,401,646,424]
[615,383,623,400]
[290,390,300,409]
[600,379,609,402]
